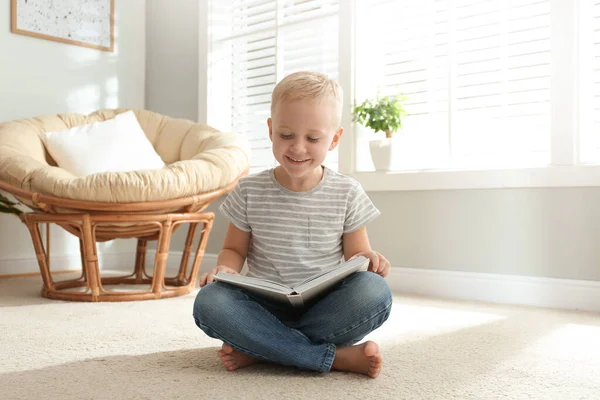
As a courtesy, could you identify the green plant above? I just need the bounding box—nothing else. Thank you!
[353,93,408,139]
[0,192,23,216]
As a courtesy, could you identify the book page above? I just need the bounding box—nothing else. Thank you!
[293,256,370,293]
[213,273,293,294]
[294,267,340,287]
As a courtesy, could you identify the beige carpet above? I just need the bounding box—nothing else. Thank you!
[1,274,599,400]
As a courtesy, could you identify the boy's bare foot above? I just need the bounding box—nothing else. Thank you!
[217,343,262,371]
[331,341,383,378]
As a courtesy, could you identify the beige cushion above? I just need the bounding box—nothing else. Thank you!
[0,109,250,203]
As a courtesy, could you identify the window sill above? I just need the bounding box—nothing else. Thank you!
[350,165,600,191]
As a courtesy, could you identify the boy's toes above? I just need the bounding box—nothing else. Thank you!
[220,354,234,363]
[222,359,235,367]
[222,343,234,354]
[225,360,239,371]
[218,354,238,370]
[367,350,383,378]
[368,363,382,378]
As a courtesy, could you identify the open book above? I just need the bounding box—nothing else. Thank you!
[213,256,370,307]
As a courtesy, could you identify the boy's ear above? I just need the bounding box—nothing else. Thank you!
[329,127,344,151]
[268,118,273,142]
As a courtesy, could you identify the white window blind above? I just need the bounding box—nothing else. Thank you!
[580,0,600,163]
[207,0,340,174]
[355,0,552,171]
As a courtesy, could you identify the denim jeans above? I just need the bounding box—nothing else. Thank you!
[192,271,393,372]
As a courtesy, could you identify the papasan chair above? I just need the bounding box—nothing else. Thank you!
[0,109,249,302]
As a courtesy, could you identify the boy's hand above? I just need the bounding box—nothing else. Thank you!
[353,251,390,278]
[199,266,240,287]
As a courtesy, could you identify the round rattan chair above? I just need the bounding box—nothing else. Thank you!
[0,109,249,302]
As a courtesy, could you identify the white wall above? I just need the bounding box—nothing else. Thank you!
[0,1,146,274]
[366,189,600,282]
[143,0,206,254]
[145,0,200,121]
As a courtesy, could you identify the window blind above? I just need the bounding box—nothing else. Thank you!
[592,1,600,162]
[208,0,340,173]
[580,0,600,163]
[356,0,552,170]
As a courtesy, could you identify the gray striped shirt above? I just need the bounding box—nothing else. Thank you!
[219,167,380,287]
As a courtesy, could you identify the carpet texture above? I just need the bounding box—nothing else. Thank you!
[1,274,599,399]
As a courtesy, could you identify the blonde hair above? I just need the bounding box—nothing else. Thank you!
[270,71,343,125]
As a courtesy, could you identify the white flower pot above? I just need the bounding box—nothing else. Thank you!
[369,138,394,171]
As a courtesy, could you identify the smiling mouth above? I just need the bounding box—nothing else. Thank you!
[286,155,310,163]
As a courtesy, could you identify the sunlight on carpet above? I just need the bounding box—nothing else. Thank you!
[366,302,506,344]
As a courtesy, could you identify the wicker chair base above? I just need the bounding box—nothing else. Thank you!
[0,170,247,302]
[21,211,213,302]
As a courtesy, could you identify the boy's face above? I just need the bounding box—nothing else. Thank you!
[268,98,343,181]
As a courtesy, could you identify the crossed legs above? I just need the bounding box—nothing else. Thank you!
[193,272,392,377]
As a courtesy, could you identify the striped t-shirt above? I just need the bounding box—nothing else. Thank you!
[219,167,380,287]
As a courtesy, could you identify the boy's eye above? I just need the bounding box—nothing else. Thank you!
[279,133,318,142]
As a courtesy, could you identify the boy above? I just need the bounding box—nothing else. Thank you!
[193,71,392,378]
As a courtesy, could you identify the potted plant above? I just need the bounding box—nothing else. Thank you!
[353,93,407,171]
[0,192,23,216]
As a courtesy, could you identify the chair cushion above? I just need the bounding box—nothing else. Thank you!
[40,111,166,177]
[0,109,250,203]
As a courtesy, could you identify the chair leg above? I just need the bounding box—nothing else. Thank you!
[151,218,173,294]
[25,222,55,293]
[81,215,101,300]
[176,223,199,284]
[189,217,214,286]
[45,223,51,270]
[134,239,147,283]
[78,238,87,282]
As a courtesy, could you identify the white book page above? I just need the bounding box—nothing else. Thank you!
[213,273,293,294]
[293,256,369,293]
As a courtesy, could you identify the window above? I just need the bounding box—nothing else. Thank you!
[207,0,339,173]
[205,0,600,190]
[355,0,552,171]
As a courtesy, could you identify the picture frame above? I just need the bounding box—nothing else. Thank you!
[10,0,115,52]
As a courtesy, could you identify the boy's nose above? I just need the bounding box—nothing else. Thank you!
[290,141,305,153]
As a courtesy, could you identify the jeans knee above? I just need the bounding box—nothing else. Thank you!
[303,272,392,345]
[193,283,231,328]
[348,272,393,314]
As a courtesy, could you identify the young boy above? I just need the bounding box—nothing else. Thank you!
[193,71,392,379]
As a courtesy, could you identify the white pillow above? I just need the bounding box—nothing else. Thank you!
[40,111,165,177]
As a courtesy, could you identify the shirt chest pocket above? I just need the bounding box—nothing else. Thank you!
[307,216,342,250]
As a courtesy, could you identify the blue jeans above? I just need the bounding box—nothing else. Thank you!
[192,271,392,372]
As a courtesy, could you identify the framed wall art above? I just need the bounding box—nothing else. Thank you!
[11,0,115,52]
